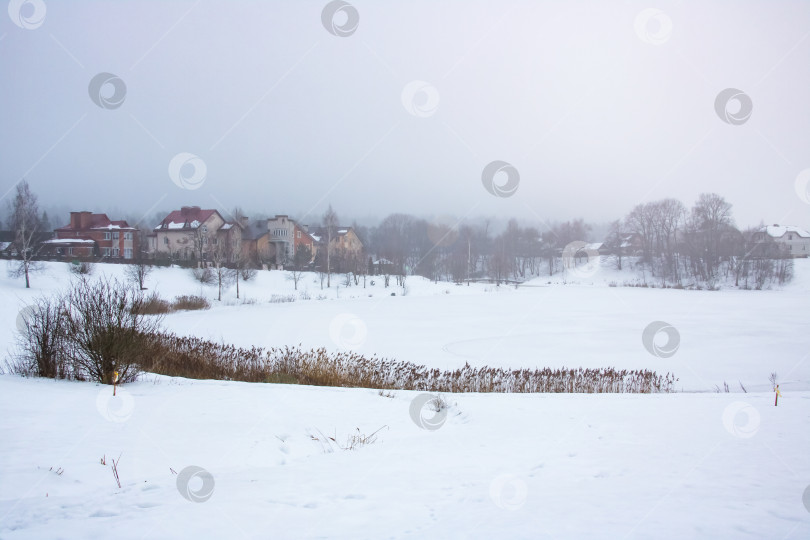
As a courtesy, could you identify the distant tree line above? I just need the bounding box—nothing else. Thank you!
[1,182,794,290]
[349,193,792,289]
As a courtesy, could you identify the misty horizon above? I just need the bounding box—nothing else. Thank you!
[2,1,809,233]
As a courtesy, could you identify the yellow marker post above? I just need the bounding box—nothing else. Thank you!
[774,384,781,406]
[113,371,119,396]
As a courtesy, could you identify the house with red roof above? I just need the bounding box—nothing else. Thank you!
[40,211,139,259]
[151,206,227,261]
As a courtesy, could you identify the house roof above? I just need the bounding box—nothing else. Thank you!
[43,238,96,244]
[241,222,268,241]
[309,226,354,241]
[56,213,136,231]
[759,224,810,239]
[155,207,219,231]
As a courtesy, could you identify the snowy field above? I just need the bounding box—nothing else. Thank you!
[1,260,809,538]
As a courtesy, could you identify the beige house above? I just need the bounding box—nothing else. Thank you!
[238,215,317,268]
[335,227,363,254]
[265,215,297,265]
[151,206,226,261]
[309,226,364,272]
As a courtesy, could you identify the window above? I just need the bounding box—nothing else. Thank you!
[112,248,120,257]
[201,225,208,233]
[164,237,169,245]
[102,247,111,256]
[124,232,132,240]
[124,248,133,259]
[67,247,73,255]
[113,231,119,240]
[297,231,301,238]
[104,232,111,240]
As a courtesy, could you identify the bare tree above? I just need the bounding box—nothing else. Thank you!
[373,213,415,285]
[209,233,231,301]
[625,203,655,263]
[322,205,338,287]
[188,225,209,264]
[226,226,255,300]
[603,220,625,270]
[7,180,42,288]
[289,244,312,290]
[655,198,686,281]
[124,232,153,290]
[125,263,152,289]
[687,193,734,279]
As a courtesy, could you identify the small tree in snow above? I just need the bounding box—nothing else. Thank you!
[7,180,42,288]
[322,205,338,288]
[288,244,312,291]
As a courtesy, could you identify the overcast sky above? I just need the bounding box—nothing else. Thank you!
[1,0,809,232]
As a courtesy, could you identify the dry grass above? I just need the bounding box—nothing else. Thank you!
[171,295,210,311]
[135,293,211,314]
[309,426,388,452]
[138,292,172,315]
[138,333,677,394]
[269,294,296,304]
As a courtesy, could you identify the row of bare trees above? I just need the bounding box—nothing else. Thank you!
[616,193,793,287]
[354,214,591,285]
[350,193,793,288]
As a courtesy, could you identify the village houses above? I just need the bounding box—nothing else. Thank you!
[40,211,138,260]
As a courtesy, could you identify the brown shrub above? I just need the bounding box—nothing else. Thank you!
[172,295,210,311]
[137,292,172,315]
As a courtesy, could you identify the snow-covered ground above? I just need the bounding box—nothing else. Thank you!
[0,260,809,538]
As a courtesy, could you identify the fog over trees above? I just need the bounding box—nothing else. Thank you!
[0,186,794,291]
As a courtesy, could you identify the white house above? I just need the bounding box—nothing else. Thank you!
[753,224,810,258]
